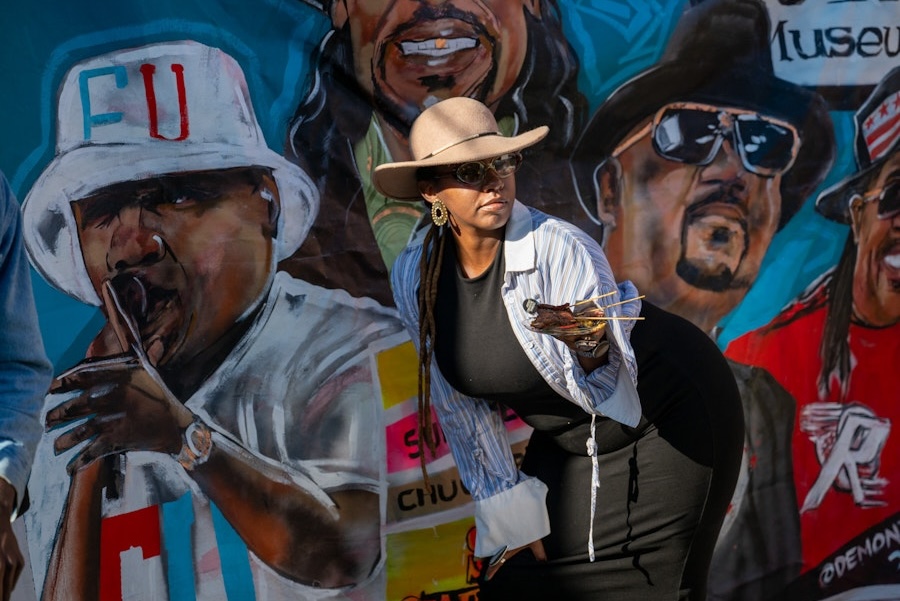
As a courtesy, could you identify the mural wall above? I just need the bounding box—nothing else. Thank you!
[0,0,896,599]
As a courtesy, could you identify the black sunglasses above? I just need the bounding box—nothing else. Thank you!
[435,152,523,186]
[614,102,801,177]
[857,180,900,220]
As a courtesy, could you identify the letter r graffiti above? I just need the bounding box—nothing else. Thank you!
[802,409,890,512]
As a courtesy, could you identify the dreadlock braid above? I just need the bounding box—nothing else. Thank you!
[818,234,856,400]
[416,218,448,491]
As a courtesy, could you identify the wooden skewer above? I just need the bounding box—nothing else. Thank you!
[572,290,618,306]
[599,295,645,310]
[573,316,645,321]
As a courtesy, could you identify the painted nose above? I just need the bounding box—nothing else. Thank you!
[701,137,747,181]
[107,206,166,271]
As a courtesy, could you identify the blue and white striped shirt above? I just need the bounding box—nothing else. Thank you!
[391,200,641,558]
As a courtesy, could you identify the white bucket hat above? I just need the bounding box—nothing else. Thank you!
[22,40,319,305]
[372,96,548,201]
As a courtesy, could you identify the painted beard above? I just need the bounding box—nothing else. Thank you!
[676,186,755,292]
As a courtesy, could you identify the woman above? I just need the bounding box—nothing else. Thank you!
[374,97,744,600]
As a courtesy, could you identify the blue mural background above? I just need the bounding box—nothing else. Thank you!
[1,0,892,599]
[0,0,856,366]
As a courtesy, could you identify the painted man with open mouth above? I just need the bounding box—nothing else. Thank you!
[726,66,900,597]
[285,0,588,305]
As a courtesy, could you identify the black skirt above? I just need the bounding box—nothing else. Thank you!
[479,302,745,601]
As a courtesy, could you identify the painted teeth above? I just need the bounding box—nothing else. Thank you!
[400,37,477,57]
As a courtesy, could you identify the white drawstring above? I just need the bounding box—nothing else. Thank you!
[587,413,599,562]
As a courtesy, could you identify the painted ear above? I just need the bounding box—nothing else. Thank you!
[848,194,864,244]
[260,174,281,233]
[524,0,542,19]
[596,158,622,229]
[331,0,348,29]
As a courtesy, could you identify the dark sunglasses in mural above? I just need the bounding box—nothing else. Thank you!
[71,167,274,229]
[855,180,900,220]
[433,152,523,187]
[614,102,801,177]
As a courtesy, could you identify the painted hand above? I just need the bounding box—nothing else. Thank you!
[46,280,193,474]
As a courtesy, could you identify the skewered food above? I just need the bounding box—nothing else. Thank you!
[524,299,605,335]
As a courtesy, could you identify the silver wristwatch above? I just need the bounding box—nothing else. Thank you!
[175,417,213,470]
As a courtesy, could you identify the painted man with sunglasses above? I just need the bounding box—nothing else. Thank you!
[569,1,836,599]
[570,0,833,336]
[592,99,804,335]
[726,66,900,597]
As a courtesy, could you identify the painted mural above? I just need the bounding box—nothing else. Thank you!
[0,0,896,600]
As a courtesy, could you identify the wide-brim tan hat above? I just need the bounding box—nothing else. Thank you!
[373,97,548,201]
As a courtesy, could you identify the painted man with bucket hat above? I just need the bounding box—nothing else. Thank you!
[727,66,900,598]
[20,39,404,600]
[569,0,837,598]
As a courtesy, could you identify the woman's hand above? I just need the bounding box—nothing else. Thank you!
[483,539,547,581]
[556,326,607,355]
[556,327,610,373]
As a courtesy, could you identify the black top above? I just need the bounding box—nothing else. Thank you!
[433,243,589,437]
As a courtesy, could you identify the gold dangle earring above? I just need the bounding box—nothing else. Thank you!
[431,199,449,227]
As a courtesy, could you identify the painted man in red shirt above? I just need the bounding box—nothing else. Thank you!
[727,66,900,599]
